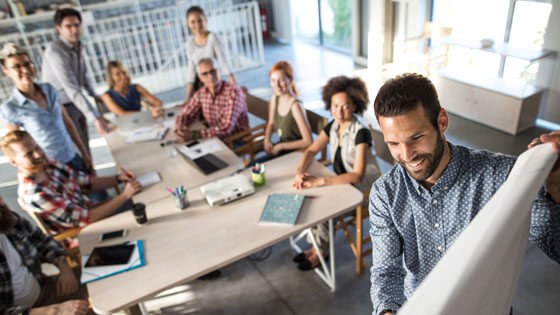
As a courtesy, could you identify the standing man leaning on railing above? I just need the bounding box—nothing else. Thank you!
[41,8,110,156]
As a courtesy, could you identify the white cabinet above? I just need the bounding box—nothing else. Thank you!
[434,73,543,135]
[432,40,557,135]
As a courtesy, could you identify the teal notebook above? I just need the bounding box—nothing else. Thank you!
[259,194,306,225]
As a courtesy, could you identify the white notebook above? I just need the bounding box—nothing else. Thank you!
[136,171,161,187]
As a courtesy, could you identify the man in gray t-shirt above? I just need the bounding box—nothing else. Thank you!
[41,8,109,153]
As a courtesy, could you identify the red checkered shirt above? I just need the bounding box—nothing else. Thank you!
[175,80,249,139]
[17,160,94,232]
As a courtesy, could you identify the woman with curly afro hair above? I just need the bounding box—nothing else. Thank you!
[291,75,381,271]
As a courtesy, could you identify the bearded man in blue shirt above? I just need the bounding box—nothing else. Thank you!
[369,73,560,315]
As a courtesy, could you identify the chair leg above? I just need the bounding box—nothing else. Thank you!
[356,205,363,275]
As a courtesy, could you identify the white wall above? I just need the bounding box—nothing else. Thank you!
[539,0,560,124]
[269,0,293,43]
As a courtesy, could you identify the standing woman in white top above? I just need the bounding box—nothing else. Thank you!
[184,6,237,102]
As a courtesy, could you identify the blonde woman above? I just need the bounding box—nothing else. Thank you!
[100,61,163,117]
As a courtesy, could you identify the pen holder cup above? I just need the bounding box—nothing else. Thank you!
[251,172,266,187]
[174,195,189,210]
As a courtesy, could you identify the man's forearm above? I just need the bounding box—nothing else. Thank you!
[90,175,118,191]
[89,193,128,223]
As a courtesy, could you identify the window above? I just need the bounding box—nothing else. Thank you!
[293,0,353,52]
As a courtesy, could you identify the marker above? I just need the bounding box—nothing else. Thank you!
[166,187,175,196]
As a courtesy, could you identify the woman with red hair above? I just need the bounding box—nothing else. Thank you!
[261,61,312,161]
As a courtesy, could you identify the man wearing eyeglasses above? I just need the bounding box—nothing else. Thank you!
[0,43,93,175]
[174,58,249,142]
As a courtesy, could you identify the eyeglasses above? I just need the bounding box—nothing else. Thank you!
[199,68,217,77]
[7,62,34,71]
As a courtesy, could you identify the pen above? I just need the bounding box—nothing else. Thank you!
[121,168,135,180]
[166,187,175,196]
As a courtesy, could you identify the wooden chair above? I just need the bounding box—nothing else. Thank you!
[222,93,270,165]
[335,191,371,275]
[28,211,82,267]
[223,123,267,165]
[335,125,394,275]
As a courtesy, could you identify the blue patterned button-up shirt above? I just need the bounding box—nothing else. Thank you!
[369,142,560,314]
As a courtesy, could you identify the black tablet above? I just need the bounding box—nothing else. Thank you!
[85,243,135,267]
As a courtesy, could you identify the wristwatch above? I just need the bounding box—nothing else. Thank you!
[192,130,200,141]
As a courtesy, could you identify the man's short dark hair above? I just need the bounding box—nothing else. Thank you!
[322,76,369,115]
[374,73,441,130]
[54,8,82,26]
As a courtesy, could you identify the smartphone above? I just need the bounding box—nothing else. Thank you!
[99,229,128,242]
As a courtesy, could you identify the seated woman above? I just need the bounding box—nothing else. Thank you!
[292,76,381,271]
[101,61,163,117]
[259,61,312,162]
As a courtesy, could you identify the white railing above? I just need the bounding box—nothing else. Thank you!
[0,0,264,100]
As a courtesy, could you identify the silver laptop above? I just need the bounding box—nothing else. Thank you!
[200,174,255,206]
[116,106,182,132]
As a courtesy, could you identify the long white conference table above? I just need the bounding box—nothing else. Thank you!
[79,151,362,314]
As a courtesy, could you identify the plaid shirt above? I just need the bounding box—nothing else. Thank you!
[175,80,249,139]
[17,160,94,233]
[1,212,64,314]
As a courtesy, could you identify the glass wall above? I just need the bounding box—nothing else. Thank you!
[293,0,353,52]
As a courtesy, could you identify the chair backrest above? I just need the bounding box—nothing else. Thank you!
[246,94,269,121]
[306,109,329,162]
[25,209,81,242]
[369,124,395,165]
[306,109,329,136]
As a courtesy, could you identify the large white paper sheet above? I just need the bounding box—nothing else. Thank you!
[399,143,557,315]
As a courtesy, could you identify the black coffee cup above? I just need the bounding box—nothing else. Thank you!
[132,203,147,224]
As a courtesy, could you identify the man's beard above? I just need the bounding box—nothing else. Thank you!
[399,134,445,181]
[25,157,48,175]
[0,203,16,233]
